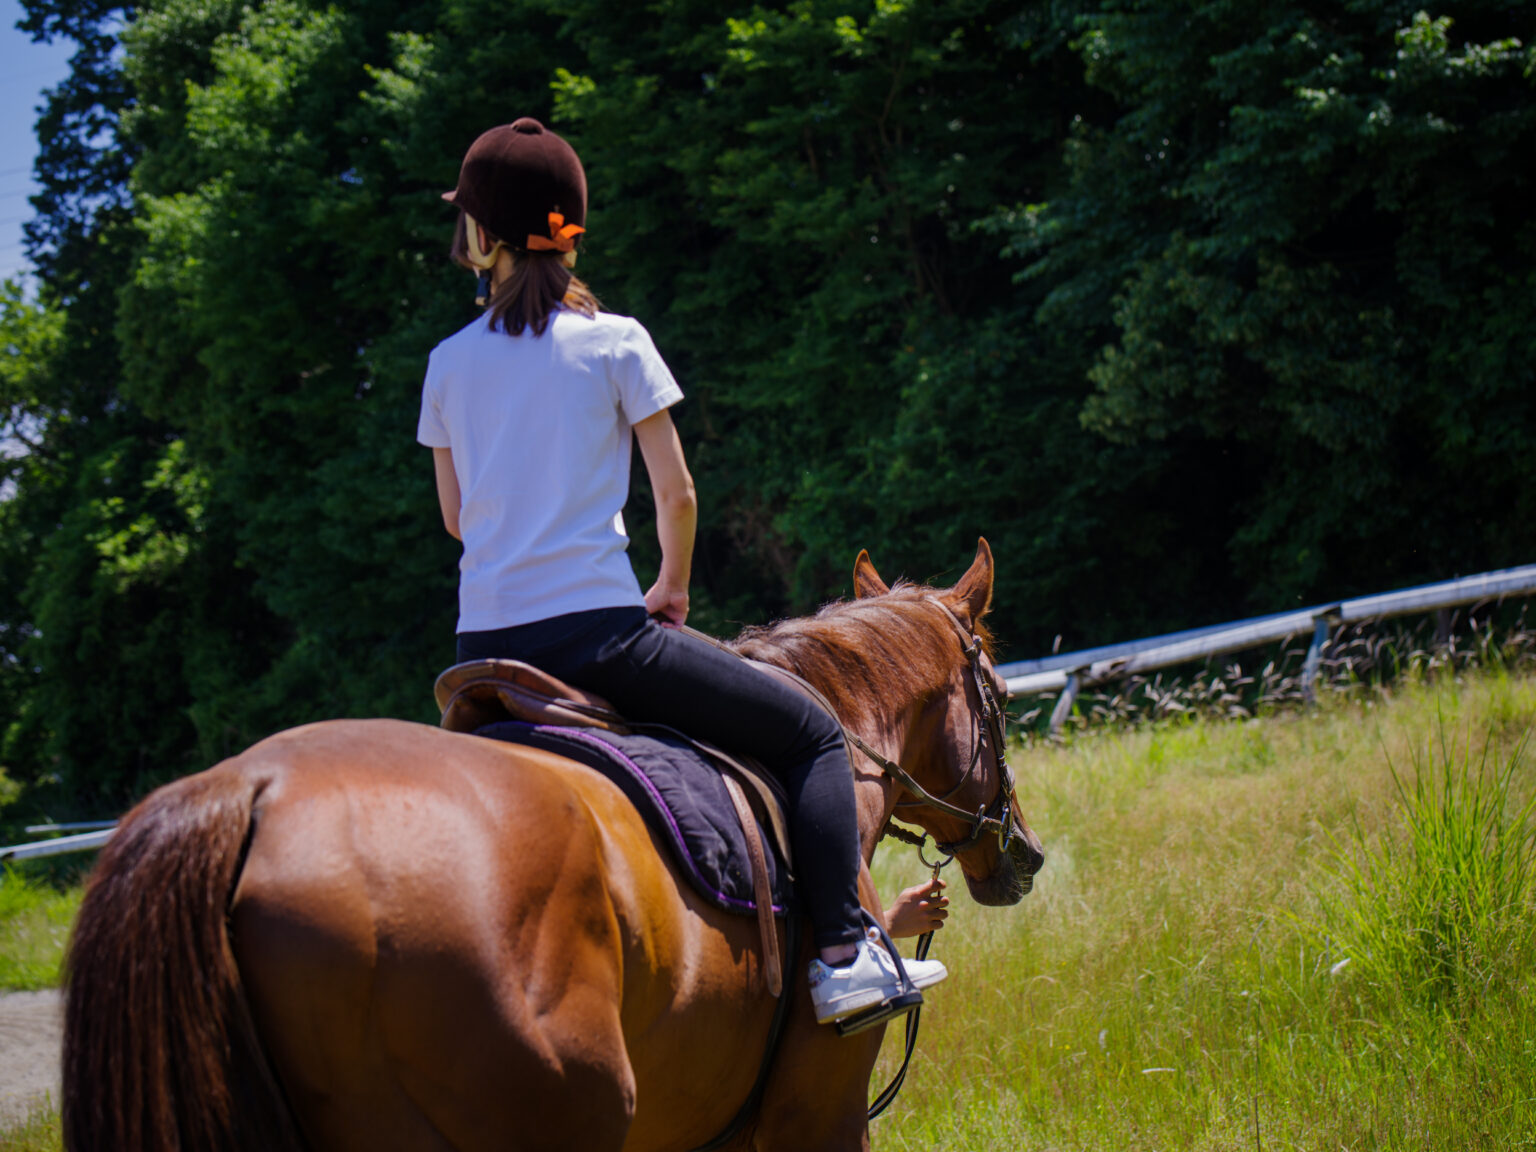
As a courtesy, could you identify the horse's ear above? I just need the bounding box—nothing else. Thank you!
[948,537,995,624]
[852,549,890,599]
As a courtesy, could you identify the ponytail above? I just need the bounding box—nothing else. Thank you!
[450,210,599,336]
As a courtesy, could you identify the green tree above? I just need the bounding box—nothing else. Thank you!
[1,0,206,806]
[1023,1,1536,606]
[544,0,1107,629]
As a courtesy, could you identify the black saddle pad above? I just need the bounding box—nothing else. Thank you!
[475,721,794,917]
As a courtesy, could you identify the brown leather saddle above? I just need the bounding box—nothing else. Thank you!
[435,659,630,734]
[434,658,793,997]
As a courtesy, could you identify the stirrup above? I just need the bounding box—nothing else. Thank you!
[834,912,923,1037]
[834,988,924,1036]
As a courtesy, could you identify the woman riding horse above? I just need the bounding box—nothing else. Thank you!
[418,117,943,1022]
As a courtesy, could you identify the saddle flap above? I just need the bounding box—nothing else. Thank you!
[692,742,794,874]
[434,659,627,734]
[474,722,797,920]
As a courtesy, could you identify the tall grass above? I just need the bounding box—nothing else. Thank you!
[0,1105,61,1152]
[871,670,1536,1149]
[0,865,83,991]
[1307,730,1536,1014]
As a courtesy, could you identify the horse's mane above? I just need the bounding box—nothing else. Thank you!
[729,583,994,727]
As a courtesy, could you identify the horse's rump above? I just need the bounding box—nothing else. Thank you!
[63,718,788,1151]
[230,720,779,1150]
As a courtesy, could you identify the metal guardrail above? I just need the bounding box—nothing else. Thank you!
[25,821,116,834]
[1000,563,1536,731]
[1,827,115,862]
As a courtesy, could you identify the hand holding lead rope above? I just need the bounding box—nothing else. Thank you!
[887,873,950,938]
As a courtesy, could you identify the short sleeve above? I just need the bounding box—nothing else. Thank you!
[611,319,684,426]
[416,352,451,448]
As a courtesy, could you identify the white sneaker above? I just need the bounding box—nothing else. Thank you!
[808,931,949,1023]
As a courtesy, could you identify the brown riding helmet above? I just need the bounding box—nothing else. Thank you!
[443,118,587,252]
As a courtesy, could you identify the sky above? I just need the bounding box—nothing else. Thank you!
[0,0,76,283]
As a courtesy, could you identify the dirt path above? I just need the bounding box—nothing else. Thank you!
[0,989,63,1123]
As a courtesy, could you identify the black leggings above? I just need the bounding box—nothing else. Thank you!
[458,605,864,950]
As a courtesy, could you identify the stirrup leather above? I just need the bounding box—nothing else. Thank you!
[834,913,925,1037]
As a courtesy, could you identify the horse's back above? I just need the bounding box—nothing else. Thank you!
[224,718,769,1151]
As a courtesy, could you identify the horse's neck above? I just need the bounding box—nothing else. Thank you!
[774,655,939,863]
[733,608,957,861]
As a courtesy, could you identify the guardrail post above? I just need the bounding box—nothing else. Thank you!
[1301,607,1342,703]
[1048,670,1083,734]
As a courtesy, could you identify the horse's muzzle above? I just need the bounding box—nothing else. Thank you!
[964,822,1044,906]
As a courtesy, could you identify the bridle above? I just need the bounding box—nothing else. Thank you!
[848,600,1020,861]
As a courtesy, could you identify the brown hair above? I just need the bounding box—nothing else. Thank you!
[450,210,599,336]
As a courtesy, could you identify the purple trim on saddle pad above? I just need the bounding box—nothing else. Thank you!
[473,720,792,917]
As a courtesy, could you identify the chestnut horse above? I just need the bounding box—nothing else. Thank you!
[63,540,1043,1152]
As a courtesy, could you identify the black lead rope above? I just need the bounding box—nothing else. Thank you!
[866,926,935,1121]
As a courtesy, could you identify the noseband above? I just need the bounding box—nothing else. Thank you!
[847,601,1019,858]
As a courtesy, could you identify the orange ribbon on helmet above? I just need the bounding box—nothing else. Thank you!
[527,212,585,253]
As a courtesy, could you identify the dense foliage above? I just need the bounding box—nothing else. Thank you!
[2,0,1533,809]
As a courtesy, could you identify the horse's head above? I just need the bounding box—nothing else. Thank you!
[852,539,1045,906]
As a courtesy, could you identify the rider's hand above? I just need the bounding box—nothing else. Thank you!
[644,580,690,628]
[886,878,949,938]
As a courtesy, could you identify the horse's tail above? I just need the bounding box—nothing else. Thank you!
[63,762,306,1152]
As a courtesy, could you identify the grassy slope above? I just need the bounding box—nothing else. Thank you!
[0,868,83,992]
[869,671,1536,1150]
[5,672,1534,1149]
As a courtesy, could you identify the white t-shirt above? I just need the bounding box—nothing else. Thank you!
[417,308,684,632]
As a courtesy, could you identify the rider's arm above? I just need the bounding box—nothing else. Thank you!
[432,446,462,541]
[634,409,696,626]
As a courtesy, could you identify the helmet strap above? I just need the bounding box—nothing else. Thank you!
[464,214,506,306]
